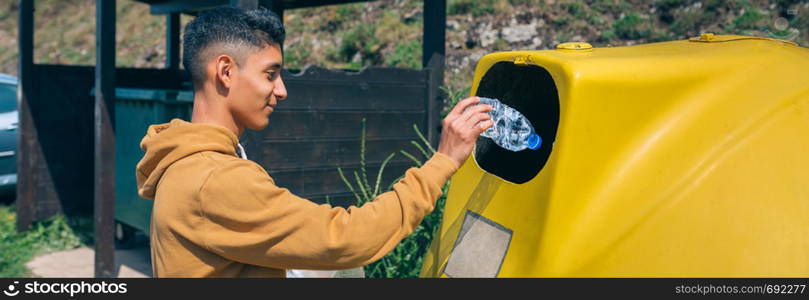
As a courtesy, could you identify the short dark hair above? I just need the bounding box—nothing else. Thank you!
[182,7,285,86]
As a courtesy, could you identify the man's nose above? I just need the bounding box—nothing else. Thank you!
[274,76,288,101]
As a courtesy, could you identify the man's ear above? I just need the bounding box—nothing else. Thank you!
[215,55,237,89]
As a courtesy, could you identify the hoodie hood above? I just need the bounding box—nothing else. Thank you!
[136,118,239,200]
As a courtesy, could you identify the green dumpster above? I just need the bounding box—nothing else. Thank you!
[92,88,193,241]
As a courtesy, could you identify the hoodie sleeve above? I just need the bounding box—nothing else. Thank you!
[198,152,458,270]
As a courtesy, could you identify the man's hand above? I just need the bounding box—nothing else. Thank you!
[437,97,494,167]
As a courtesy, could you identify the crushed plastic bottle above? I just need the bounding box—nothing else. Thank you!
[475,97,541,152]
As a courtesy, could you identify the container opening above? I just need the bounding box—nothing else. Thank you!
[474,61,560,184]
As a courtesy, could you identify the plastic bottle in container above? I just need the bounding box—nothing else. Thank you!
[475,97,541,152]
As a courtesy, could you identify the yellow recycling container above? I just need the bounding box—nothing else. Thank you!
[421,34,809,277]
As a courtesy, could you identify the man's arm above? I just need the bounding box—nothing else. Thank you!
[198,97,492,270]
[199,152,456,270]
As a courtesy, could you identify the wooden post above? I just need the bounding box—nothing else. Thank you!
[95,0,116,278]
[260,0,284,20]
[423,0,446,148]
[16,0,35,233]
[230,0,258,9]
[261,0,284,49]
[425,55,445,149]
[423,0,446,68]
[231,0,284,19]
[166,12,180,70]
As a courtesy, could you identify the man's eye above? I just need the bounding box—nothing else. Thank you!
[268,72,278,80]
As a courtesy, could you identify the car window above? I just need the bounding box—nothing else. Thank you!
[0,83,17,113]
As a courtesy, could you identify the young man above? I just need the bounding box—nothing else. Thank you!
[135,7,493,278]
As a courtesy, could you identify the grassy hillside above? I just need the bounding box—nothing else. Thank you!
[0,0,807,91]
[0,0,189,74]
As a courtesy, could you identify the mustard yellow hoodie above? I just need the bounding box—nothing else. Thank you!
[135,118,458,277]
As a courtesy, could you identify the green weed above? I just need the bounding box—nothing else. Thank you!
[284,42,312,70]
[448,0,495,17]
[733,8,766,30]
[333,23,382,68]
[507,0,539,6]
[671,10,714,37]
[588,14,606,26]
[551,15,573,27]
[561,1,588,19]
[655,0,685,24]
[598,28,618,43]
[0,205,85,277]
[649,29,677,42]
[440,85,471,118]
[590,0,631,16]
[613,11,651,40]
[384,39,421,69]
[337,120,448,278]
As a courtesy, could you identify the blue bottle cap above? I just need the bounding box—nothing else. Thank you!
[527,134,542,150]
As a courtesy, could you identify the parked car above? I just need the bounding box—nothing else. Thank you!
[0,74,18,196]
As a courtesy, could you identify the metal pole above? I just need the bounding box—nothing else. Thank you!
[16,0,35,233]
[95,0,116,278]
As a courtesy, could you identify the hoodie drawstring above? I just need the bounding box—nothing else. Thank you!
[236,143,247,160]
